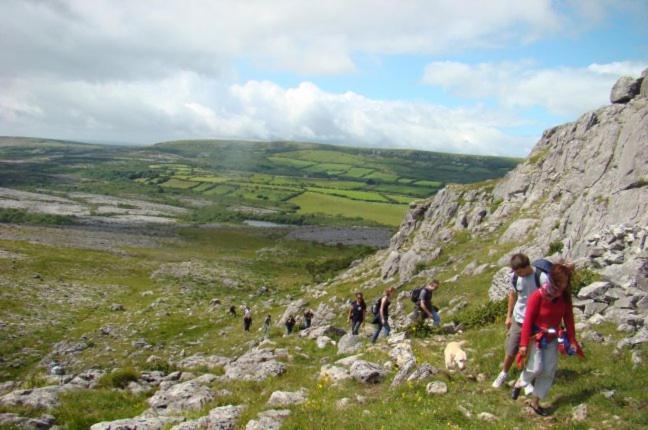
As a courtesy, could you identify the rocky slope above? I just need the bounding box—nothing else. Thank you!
[380,70,647,285]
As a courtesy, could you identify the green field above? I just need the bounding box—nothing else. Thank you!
[0,137,519,227]
[290,192,408,226]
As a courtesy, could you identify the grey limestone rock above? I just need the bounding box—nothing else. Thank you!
[610,76,641,103]
[349,360,386,384]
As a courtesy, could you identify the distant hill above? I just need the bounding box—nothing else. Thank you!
[0,136,519,227]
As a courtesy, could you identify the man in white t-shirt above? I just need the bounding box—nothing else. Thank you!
[492,253,548,388]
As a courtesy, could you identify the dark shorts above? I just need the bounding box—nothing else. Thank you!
[505,322,522,357]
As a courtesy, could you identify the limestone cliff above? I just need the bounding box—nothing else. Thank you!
[380,70,648,285]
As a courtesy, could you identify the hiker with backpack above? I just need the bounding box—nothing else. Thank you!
[243,306,252,332]
[303,309,314,329]
[348,292,367,335]
[492,253,549,389]
[263,314,272,337]
[371,287,395,343]
[285,315,296,334]
[511,263,582,416]
[412,280,441,327]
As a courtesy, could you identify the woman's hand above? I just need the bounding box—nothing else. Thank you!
[519,346,527,357]
[505,316,512,330]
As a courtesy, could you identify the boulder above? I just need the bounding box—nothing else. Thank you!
[335,354,363,367]
[299,325,346,339]
[267,389,307,407]
[349,360,386,384]
[610,76,641,103]
[488,267,512,302]
[0,386,67,410]
[148,376,218,415]
[245,409,291,430]
[177,354,230,370]
[426,381,448,395]
[389,342,416,368]
[316,336,332,349]
[168,405,245,430]
[390,359,417,387]
[477,412,498,423]
[91,416,184,430]
[406,364,440,383]
[584,302,608,318]
[0,413,55,430]
[577,282,612,300]
[319,365,351,384]
[223,348,286,382]
[337,334,363,355]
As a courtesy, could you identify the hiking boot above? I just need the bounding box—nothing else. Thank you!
[531,405,550,416]
[491,371,508,388]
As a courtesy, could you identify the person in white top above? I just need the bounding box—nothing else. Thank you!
[243,306,252,332]
[492,253,548,388]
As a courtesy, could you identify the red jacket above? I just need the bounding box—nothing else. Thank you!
[520,289,576,348]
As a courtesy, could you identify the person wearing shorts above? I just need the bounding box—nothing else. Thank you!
[492,253,547,388]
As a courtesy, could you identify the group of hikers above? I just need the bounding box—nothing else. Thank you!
[229,304,314,336]
[228,252,581,416]
[347,279,443,343]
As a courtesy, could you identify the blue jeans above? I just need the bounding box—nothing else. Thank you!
[351,320,362,335]
[372,319,390,343]
[419,307,441,326]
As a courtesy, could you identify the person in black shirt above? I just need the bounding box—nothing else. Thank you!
[348,292,367,335]
[417,280,441,327]
[372,287,395,343]
[303,309,314,329]
[285,315,296,334]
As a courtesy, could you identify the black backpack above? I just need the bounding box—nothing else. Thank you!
[371,297,382,315]
[410,287,423,303]
[511,258,553,292]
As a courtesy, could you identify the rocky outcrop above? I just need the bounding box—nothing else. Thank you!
[375,69,648,290]
[223,347,287,382]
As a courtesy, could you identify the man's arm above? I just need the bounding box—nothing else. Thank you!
[420,294,433,317]
[505,290,516,329]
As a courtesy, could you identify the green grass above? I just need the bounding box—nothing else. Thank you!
[289,192,408,226]
[160,178,200,189]
[0,208,76,226]
[307,187,390,203]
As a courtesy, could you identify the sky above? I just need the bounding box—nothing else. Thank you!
[0,1,646,156]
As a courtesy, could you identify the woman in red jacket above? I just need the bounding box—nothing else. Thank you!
[512,263,582,416]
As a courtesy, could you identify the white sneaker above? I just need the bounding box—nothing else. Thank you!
[524,383,534,396]
[491,371,508,388]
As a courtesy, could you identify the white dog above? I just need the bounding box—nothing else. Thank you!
[444,340,468,370]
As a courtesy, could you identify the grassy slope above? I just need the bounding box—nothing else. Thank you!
[0,217,645,429]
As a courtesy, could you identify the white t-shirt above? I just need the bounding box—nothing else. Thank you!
[511,269,548,324]
[244,308,251,318]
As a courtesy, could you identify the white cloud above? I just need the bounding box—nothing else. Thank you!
[0,73,533,155]
[422,60,647,116]
[0,0,609,78]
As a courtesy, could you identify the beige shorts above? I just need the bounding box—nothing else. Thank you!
[505,322,523,357]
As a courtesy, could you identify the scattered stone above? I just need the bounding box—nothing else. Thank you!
[319,365,351,384]
[349,360,386,384]
[426,381,448,395]
[336,397,351,410]
[572,403,588,422]
[337,334,363,354]
[477,412,498,423]
[335,354,363,367]
[223,347,286,382]
[177,354,230,370]
[0,386,67,410]
[148,376,218,415]
[316,336,332,349]
[245,409,291,430]
[110,303,125,311]
[578,282,612,300]
[488,267,513,302]
[267,389,308,407]
[407,364,440,383]
[91,415,184,430]
[601,389,616,399]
